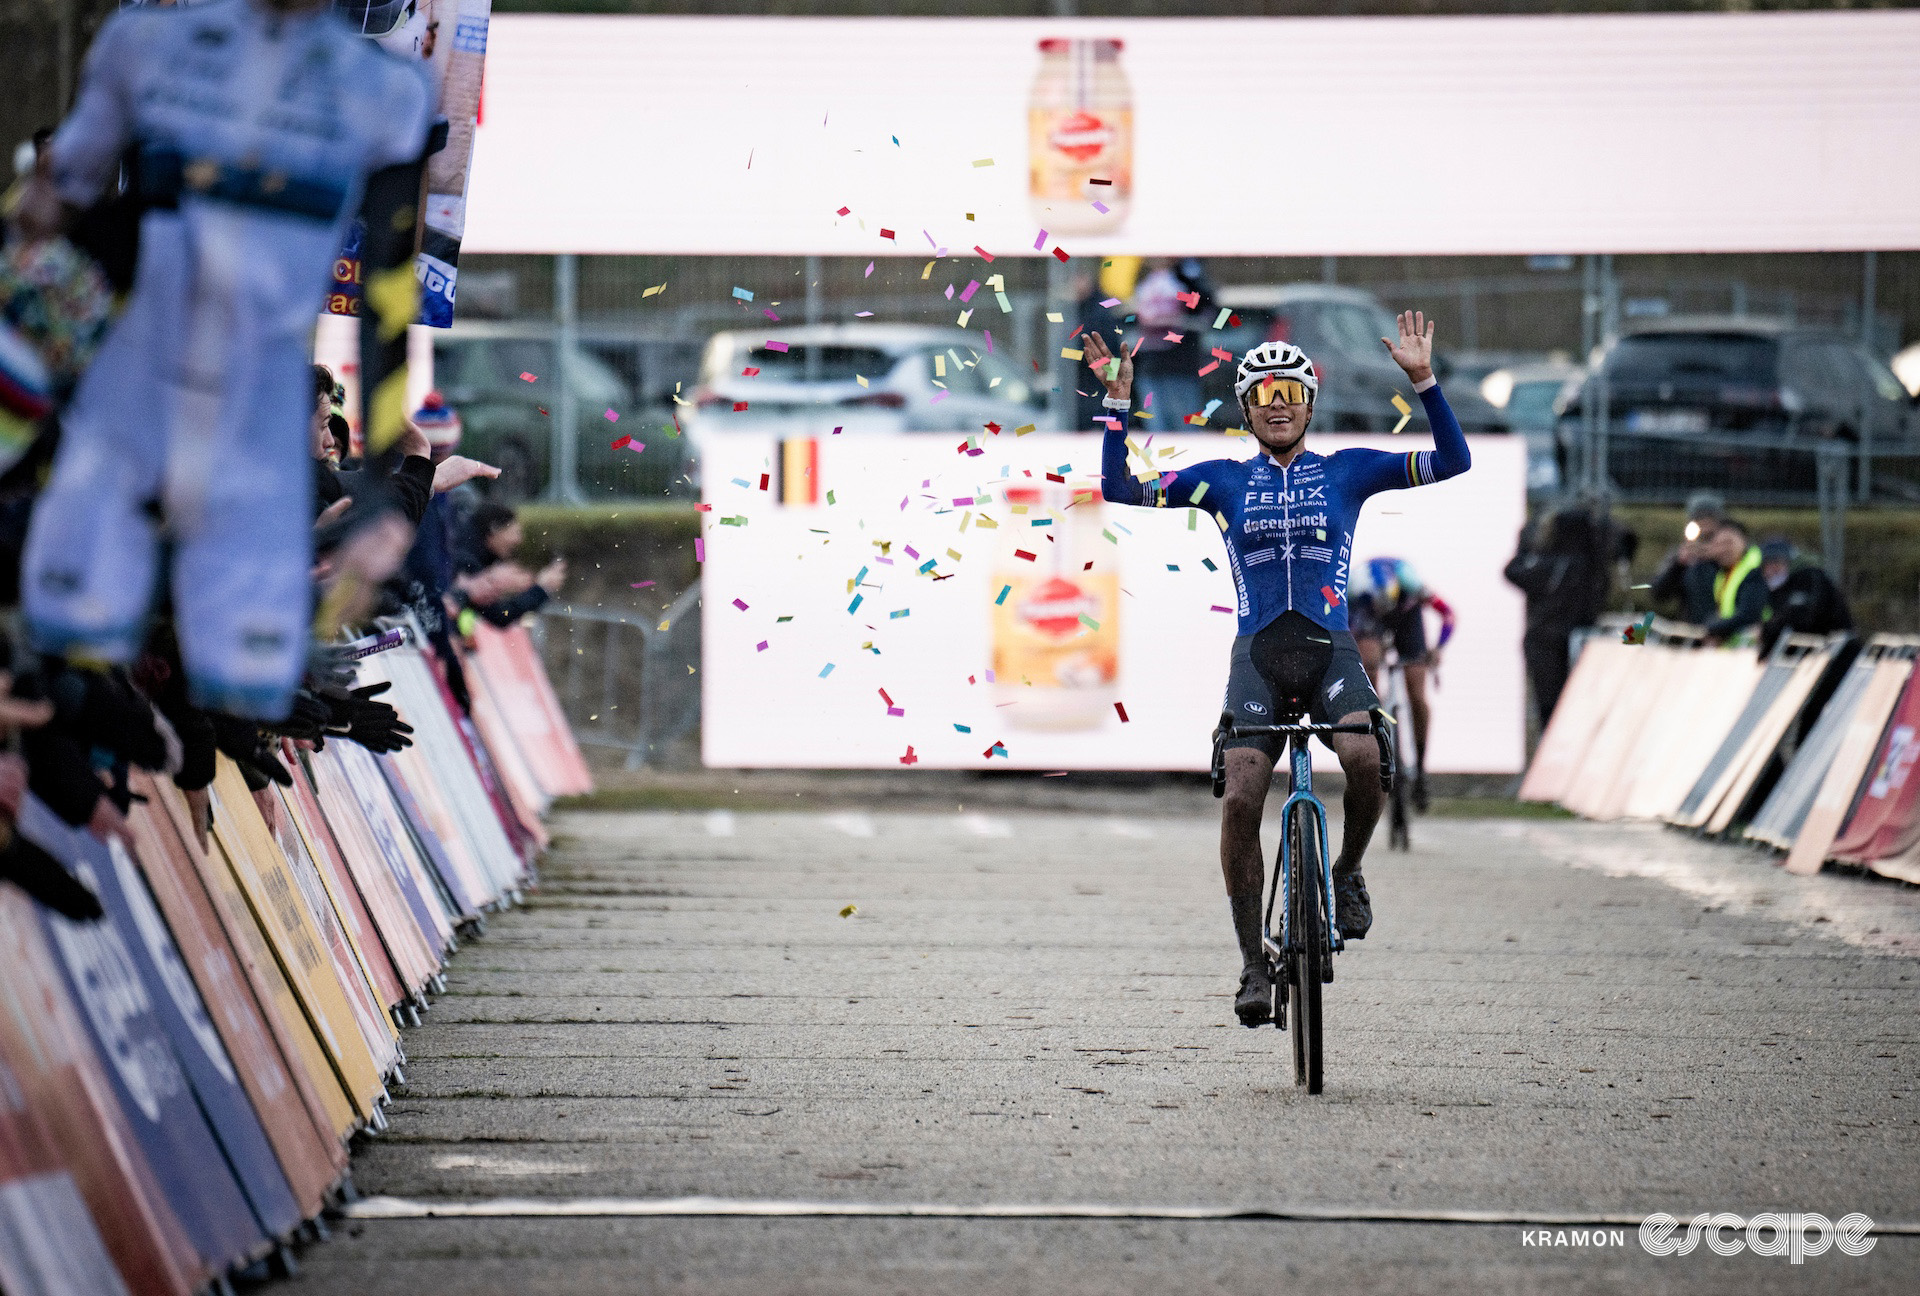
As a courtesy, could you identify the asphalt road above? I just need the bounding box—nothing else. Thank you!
[287,800,1920,1295]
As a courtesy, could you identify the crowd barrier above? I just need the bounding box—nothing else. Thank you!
[1522,626,1920,885]
[0,620,590,1296]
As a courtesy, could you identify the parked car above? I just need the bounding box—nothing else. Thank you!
[1205,283,1508,433]
[1894,341,1920,398]
[1477,358,1584,494]
[1553,317,1917,501]
[684,324,1048,450]
[432,322,694,503]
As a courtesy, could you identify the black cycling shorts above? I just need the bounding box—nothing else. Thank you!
[1222,628,1380,761]
[1352,606,1429,665]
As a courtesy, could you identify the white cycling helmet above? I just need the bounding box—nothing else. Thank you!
[1234,341,1319,415]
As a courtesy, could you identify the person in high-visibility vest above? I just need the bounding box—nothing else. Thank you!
[1702,518,1769,647]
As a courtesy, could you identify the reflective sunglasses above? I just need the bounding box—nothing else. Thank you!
[1245,377,1313,407]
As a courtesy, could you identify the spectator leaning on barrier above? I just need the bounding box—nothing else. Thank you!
[1649,490,1727,626]
[1504,502,1616,728]
[1701,518,1769,647]
[1757,537,1853,657]
[453,502,567,630]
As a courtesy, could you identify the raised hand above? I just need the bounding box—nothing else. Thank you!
[1082,330,1132,401]
[1380,310,1435,384]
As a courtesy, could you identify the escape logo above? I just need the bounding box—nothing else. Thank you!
[1637,1213,1876,1262]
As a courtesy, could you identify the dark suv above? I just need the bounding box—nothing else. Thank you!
[1554,318,1916,500]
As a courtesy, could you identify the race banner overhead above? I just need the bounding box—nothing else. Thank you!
[463,13,1920,257]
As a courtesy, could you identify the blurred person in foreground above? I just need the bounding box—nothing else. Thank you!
[1700,517,1768,648]
[1504,502,1617,730]
[12,0,433,720]
[1129,257,1215,424]
[1649,490,1727,627]
[1757,537,1852,657]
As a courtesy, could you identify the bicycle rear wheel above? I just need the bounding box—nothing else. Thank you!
[1288,806,1325,1093]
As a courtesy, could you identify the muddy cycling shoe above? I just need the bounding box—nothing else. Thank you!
[1234,961,1274,1027]
[1334,871,1373,941]
[1412,774,1431,814]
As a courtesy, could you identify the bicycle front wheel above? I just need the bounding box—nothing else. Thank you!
[1288,806,1325,1093]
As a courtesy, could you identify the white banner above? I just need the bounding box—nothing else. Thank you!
[699,430,1527,772]
[467,13,1920,256]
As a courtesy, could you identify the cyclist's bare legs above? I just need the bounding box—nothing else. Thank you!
[1404,661,1432,772]
[1221,746,1274,961]
[1329,710,1382,875]
[1355,633,1386,697]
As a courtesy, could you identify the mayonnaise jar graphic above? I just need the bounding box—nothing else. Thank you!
[1029,38,1133,236]
[992,484,1119,730]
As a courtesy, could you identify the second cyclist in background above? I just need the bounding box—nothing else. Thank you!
[1349,557,1454,813]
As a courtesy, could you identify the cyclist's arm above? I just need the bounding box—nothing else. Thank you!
[1425,592,1457,649]
[1341,380,1472,496]
[1100,429,1225,512]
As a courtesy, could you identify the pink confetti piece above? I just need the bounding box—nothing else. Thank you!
[605,409,620,422]
[904,545,920,559]
[1100,297,1121,308]
[630,580,655,588]
[1091,200,1110,214]
[695,539,706,563]
[887,706,905,717]
[756,641,769,652]
[519,372,537,382]
[924,230,937,247]
[959,280,980,303]
[973,246,994,261]
[1033,229,1048,251]
[854,311,874,317]
[985,669,997,683]
[929,390,950,404]
[1210,604,1232,613]
[944,285,954,301]
[836,205,850,216]
[764,308,780,321]
[832,426,844,433]
[732,598,749,610]
[983,330,993,353]
[765,340,790,352]
[864,262,875,277]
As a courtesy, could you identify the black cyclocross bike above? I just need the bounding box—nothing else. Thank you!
[1210,665,1394,1094]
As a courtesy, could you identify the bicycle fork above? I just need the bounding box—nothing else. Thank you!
[1262,738,1344,969]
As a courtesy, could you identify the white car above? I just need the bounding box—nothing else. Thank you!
[684,325,1050,454]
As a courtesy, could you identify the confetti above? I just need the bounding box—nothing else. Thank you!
[835,206,850,216]
[732,286,754,301]
[890,608,911,619]
[1114,702,1130,723]
[642,283,667,297]
[1390,392,1414,435]
[864,262,875,277]
[1212,307,1232,328]
[695,538,706,561]
[995,584,1012,604]
[765,340,790,352]
[848,594,864,614]
[972,157,994,167]
[974,246,995,261]
[732,598,749,610]
[953,723,972,733]
[1053,247,1070,262]
[1014,549,1037,562]
[1100,297,1121,308]
[519,372,537,382]
[1211,604,1232,613]
[756,641,769,652]
[841,902,861,916]
[630,580,655,588]
[1091,201,1109,214]
[960,280,981,303]
[610,434,633,449]
[605,409,621,422]
[1033,229,1049,251]
[819,662,836,677]
[880,228,896,240]
[1061,347,1084,361]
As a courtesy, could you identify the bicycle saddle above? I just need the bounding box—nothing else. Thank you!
[1249,610,1334,719]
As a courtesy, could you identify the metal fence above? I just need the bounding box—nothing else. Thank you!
[527,582,703,770]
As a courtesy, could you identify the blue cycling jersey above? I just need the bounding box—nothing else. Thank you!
[1100,383,1470,637]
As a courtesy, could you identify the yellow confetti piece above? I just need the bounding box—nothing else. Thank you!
[972,158,994,168]
[1046,312,1064,323]
[840,904,858,918]
[1014,424,1035,436]
[986,274,1004,290]
[642,283,667,297]
[959,512,971,532]
[957,309,972,327]
[1391,412,1412,435]
[856,375,869,387]
[935,354,947,377]
[1391,392,1413,416]
[946,547,963,560]
[921,261,935,280]
[975,515,999,529]
[1060,347,1084,361]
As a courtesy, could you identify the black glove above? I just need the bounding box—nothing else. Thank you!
[0,827,104,922]
[335,681,413,753]
[209,712,293,789]
[262,689,331,744]
[37,663,178,774]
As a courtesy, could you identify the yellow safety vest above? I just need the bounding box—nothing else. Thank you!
[1714,545,1763,626]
